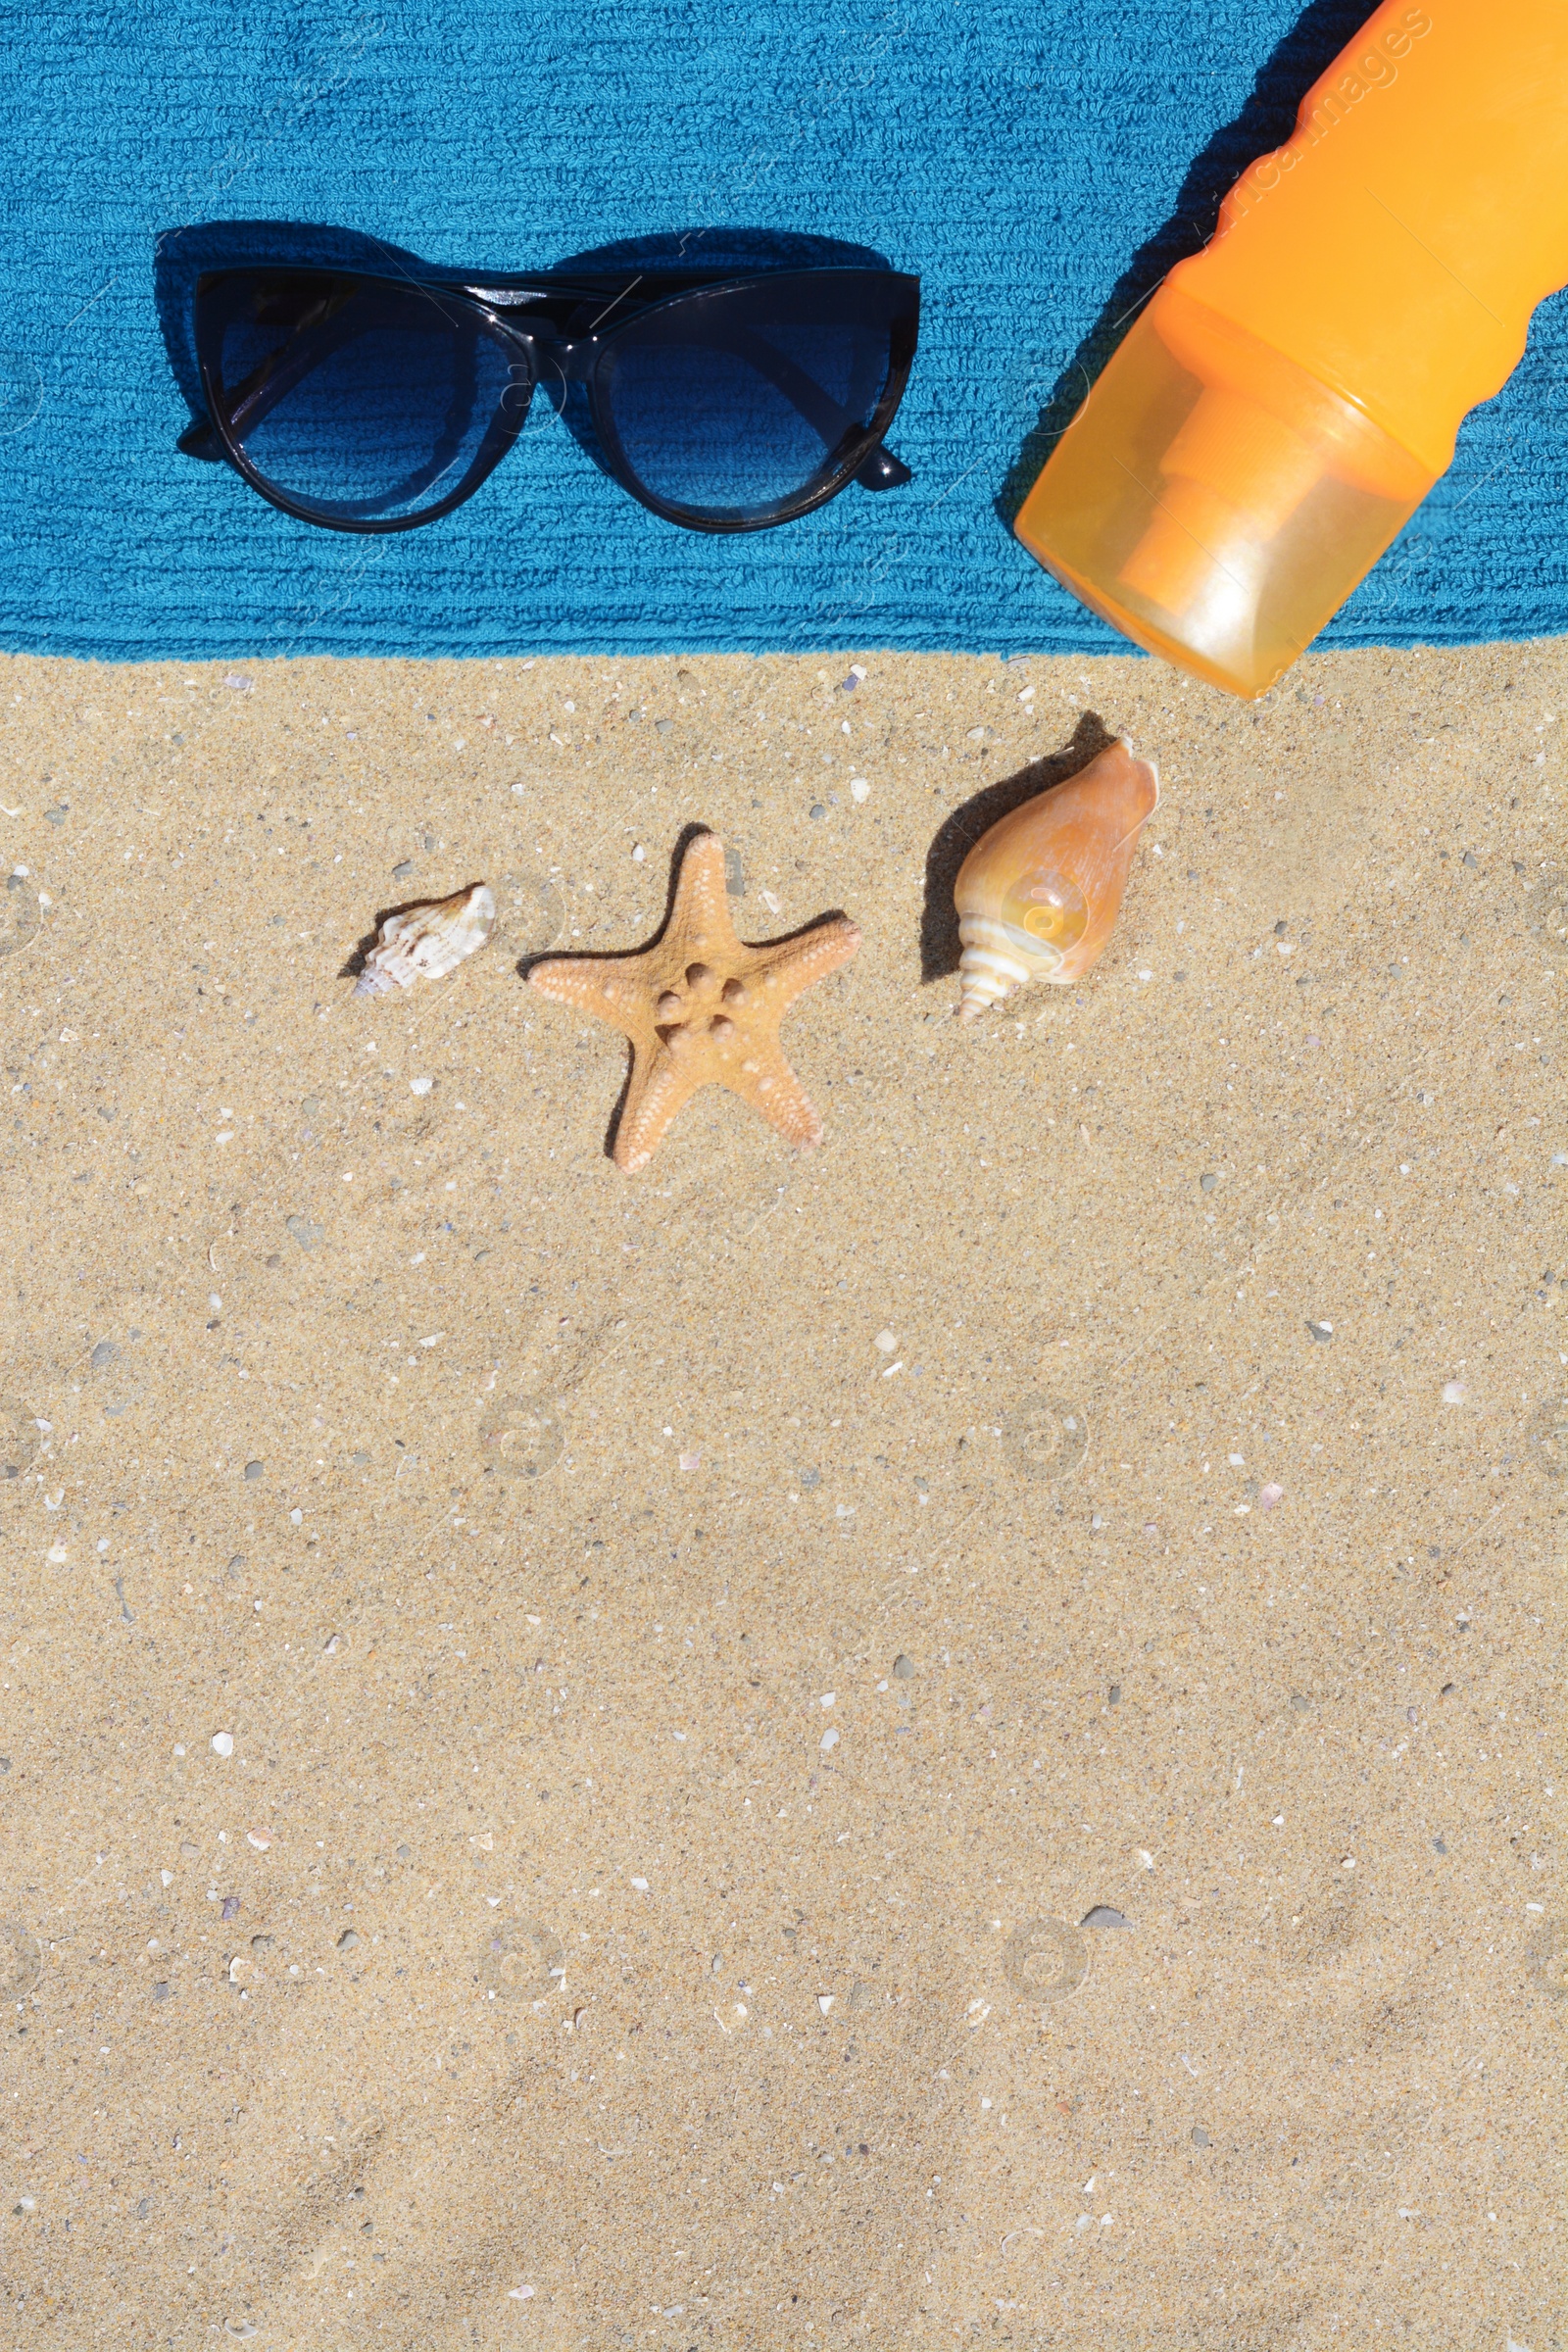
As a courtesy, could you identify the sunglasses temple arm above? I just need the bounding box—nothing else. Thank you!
[178,415,223,460]
[191,314,363,454]
[854,442,912,490]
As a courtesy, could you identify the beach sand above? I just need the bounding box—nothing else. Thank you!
[0,639,1561,2347]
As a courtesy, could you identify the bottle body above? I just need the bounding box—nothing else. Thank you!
[1015,0,1568,698]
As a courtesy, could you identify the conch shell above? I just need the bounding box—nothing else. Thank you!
[954,738,1157,1017]
[353,882,495,996]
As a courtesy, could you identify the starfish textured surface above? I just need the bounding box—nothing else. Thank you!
[526,831,860,1173]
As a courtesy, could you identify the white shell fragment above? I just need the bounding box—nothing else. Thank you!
[354,883,495,996]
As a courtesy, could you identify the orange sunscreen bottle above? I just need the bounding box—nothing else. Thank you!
[1013,1,1568,698]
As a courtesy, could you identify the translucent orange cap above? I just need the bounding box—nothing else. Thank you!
[1014,285,1435,699]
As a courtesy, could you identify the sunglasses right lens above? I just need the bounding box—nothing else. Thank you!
[198,270,523,524]
[597,271,911,524]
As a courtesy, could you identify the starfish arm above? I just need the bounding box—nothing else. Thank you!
[724,1043,824,1151]
[613,1041,706,1173]
[670,833,741,962]
[749,915,861,1009]
[527,956,651,1030]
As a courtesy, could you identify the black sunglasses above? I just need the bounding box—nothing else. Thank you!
[179,258,920,536]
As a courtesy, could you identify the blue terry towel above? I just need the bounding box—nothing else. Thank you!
[1,0,1564,662]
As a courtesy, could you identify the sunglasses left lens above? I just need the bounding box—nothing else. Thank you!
[198,271,524,525]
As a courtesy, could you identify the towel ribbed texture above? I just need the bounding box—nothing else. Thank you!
[1,0,1563,661]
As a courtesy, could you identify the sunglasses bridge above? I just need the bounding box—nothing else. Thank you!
[461,291,909,484]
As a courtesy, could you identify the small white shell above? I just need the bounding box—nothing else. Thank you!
[354,883,495,996]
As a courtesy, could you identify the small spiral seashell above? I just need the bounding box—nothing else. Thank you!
[354,882,495,996]
[954,738,1158,1017]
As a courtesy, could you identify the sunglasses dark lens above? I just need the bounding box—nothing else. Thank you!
[596,274,906,523]
[201,272,521,524]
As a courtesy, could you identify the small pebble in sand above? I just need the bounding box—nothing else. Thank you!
[1443,1380,1466,1403]
[243,1460,264,1481]
[1199,1172,1217,1193]
[1259,1482,1284,1510]
[893,1653,914,1680]
[410,1077,433,1096]
[1080,1906,1132,1930]
[212,1732,233,1757]
[1191,2126,1209,2148]
[223,674,252,693]
[221,1895,240,1921]
[820,1728,840,1751]
[337,1929,360,1952]
[817,1993,834,2013]
[1305,1320,1334,1341]
[850,777,869,804]
[874,1329,898,1352]
[246,1830,271,1850]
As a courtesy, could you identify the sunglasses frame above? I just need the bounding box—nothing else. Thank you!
[188,262,920,536]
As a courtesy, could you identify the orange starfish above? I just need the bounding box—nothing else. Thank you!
[526,831,860,1172]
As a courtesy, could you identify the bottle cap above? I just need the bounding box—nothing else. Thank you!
[1014,286,1434,698]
